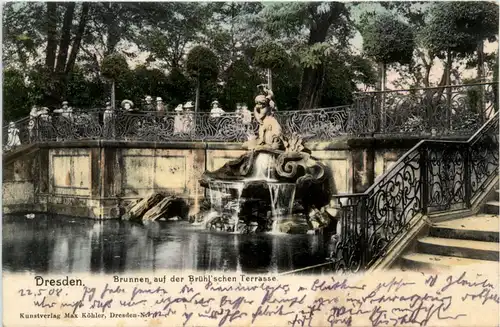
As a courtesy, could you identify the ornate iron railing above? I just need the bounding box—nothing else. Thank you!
[2,82,498,152]
[331,111,499,272]
[2,106,353,150]
[359,82,498,135]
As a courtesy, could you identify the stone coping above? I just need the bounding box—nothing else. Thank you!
[4,134,471,162]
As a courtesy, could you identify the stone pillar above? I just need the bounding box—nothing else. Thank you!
[351,144,375,194]
[89,146,124,219]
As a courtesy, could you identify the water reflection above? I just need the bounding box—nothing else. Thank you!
[2,214,328,274]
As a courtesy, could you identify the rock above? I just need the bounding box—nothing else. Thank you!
[122,193,163,221]
[142,196,189,222]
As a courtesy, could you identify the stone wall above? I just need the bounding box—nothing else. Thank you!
[3,150,37,212]
[3,136,457,219]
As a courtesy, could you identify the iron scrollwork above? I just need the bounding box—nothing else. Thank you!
[364,150,422,266]
[330,194,367,273]
[329,112,498,272]
[470,113,499,202]
[426,142,467,212]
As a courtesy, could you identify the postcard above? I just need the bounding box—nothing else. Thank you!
[2,1,499,327]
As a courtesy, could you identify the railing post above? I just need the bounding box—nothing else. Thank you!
[464,144,471,208]
[360,196,368,269]
[420,144,429,214]
[446,86,452,131]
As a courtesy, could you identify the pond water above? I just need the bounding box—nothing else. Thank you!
[2,214,330,274]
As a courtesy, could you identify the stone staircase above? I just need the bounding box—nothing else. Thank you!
[400,189,499,270]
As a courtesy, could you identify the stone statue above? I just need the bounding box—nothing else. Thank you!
[244,87,281,150]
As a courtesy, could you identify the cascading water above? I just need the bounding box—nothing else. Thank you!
[249,152,276,181]
[225,182,244,233]
[268,183,296,233]
[204,181,245,232]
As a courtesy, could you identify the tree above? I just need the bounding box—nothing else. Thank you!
[253,2,354,110]
[2,2,45,70]
[165,68,192,108]
[360,13,415,91]
[136,3,213,69]
[374,2,438,88]
[44,2,91,106]
[253,42,289,89]
[186,46,219,112]
[126,66,169,107]
[203,2,264,72]
[64,66,106,108]
[101,53,130,108]
[3,68,31,121]
[422,2,499,87]
[220,59,261,111]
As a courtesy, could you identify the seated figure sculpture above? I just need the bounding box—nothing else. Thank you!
[243,88,281,150]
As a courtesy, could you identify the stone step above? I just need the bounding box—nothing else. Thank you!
[484,201,500,215]
[430,215,499,242]
[417,236,499,261]
[400,253,493,271]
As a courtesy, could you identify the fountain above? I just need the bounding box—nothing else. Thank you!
[198,87,335,234]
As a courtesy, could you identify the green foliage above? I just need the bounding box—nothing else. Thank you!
[186,46,219,82]
[253,42,289,70]
[272,64,301,110]
[360,13,415,65]
[220,59,261,111]
[127,66,169,104]
[2,2,496,116]
[64,67,106,108]
[321,54,377,106]
[299,43,333,69]
[166,68,192,107]
[3,68,31,121]
[101,54,130,80]
[2,2,46,68]
[422,2,498,58]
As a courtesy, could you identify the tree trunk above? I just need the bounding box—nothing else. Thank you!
[297,15,332,110]
[477,40,485,121]
[378,62,387,132]
[195,77,200,113]
[66,3,90,74]
[45,2,58,71]
[105,4,121,56]
[477,40,484,82]
[445,50,452,129]
[267,68,272,91]
[55,2,76,74]
[111,80,116,109]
